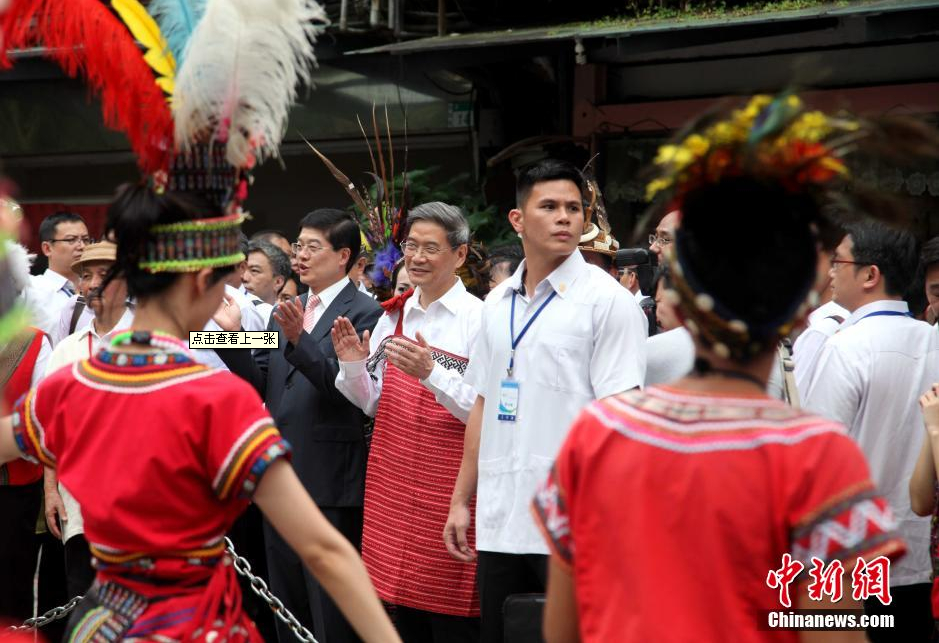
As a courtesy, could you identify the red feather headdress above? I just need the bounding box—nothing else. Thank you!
[0,0,173,174]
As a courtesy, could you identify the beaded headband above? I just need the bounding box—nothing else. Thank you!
[140,212,246,273]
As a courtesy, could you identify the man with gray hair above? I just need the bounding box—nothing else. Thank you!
[333,201,483,641]
[242,239,291,323]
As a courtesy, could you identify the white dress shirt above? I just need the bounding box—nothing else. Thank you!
[464,251,648,554]
[24,269,76,338]
[43,307,134,543]
[31,334,52,389]
[644,327,695,386]
[336,278,482,422]
[194,284,267,369]
[804,299,939,586]
[793,300,848,393]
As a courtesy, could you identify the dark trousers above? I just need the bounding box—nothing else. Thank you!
[394,605,479,643]
[264,506,363,643]
[64,535,95,599]
[477,551,547,643]
[865,582,933,642]
[0,482,42,620]
[229,504,277,642]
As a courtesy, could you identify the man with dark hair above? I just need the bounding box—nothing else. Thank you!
[487,244,523,290]
[444,159,647,642]
[920,236,939,324]
[252,229,293,257]
[25,211,89,338]
[217,208,382,643]
[805,221,939,640]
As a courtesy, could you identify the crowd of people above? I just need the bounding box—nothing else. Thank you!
[1,93,939,643]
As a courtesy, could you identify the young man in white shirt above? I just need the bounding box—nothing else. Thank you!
[24,212,90,339]
[333,202,483,641]
[805,221,939,641]
[443,159,647,642]
[42,240,133,600]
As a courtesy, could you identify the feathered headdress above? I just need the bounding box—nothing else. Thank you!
[579,157,619,257]
[307,104,409,293]
[1,0,326,272]
[642,92,939,361]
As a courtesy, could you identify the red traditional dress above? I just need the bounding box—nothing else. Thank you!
[12,333,289,642]
[339,284,480,617]
[533,386,907,643]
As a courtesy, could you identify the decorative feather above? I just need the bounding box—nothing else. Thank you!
[173,0,326,169]
[385,104,395,214]
[0,0,174,173]
[371,104,390,230]
[110,0,176,96]
[303,136,371,215]
[147,0,207,68]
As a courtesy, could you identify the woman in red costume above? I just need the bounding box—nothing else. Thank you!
[0,184,401,643]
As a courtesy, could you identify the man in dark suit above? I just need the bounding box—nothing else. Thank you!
[217,209,382,643]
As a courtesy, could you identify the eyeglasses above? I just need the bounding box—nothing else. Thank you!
[400,241,453,257]
[50,236,93,246]
[831,259,867,269]
[291,242,330,256]
[649,234,672,247]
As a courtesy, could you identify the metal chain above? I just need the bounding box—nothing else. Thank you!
[6,543,314,643]
[6,594,84,632]
[226,537,319,643]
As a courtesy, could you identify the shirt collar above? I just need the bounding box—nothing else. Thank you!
[409,277,466,315]
[844,299,910,327]
[502,251,586,300]
[89,307,135,343]
[314,276,350,310]
[41,268,70,290]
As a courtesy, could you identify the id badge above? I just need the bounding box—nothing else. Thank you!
[498,378,520,422]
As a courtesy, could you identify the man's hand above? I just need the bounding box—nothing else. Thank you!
[385,332,434,380]
[44,486,67,540]
[331,317,370,362]
[273,297,305,346]
[212,293,242,332]
[443,500,476,562]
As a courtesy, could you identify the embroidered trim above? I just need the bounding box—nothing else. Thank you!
[532,465,573,565]
[141,213,246,274]
[791,497,900,571]
[366,335,469,376]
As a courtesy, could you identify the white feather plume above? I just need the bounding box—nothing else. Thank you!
[4,240,33,295]
[172,0,326,168]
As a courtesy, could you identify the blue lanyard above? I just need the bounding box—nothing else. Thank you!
[857,310,912,323]
[508,289,557,377]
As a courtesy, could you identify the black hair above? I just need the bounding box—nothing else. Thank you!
[298,208,361,273]
[515,159,586,209]
[651,263,670,295]
[921,236,939,273]
[106,184,233,299]
[284,270,308,296]
[488,243,524,276]
[678,176,818,343]
[248,239,291,280]
[39,211,85,243]
[251,229,289,243]
[845,220,919,298]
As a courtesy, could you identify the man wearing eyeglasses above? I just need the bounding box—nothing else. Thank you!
[23,211,90,340]
[216,208,382,643]
[648,209,679,260]
[804,221,939,641]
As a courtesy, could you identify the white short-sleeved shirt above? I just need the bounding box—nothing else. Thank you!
[194,285,267,369]
[464,250,648,554]
[644,327,695,386]
[804,299,939,586]
[793,300,848,393]
[24,269,75,339]
[336,278,482,422]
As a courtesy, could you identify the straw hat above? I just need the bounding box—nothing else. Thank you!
[71,240,117,275]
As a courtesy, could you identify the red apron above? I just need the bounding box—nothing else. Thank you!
[1,327,45,486]
[362,304,479,617]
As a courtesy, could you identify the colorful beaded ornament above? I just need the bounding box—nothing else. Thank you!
[140,212,246,273]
